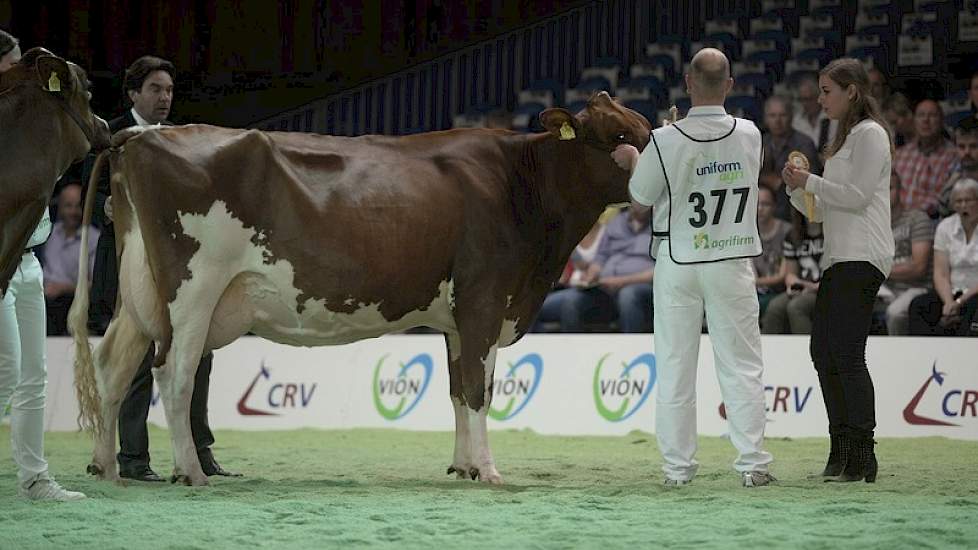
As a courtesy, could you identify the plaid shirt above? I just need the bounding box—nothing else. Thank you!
[894,138,959,215]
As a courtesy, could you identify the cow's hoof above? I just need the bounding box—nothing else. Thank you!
[478,467,503,485]
[170,474,192,486]
[469,467,480,481]
[447,465,475,480]
[86,463,103,477]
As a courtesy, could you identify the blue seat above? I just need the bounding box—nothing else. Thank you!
[736,73,772,97]
[624,99,658,124]
[752,29,791,57]
[795,47,833,67]
[577,76,612,95]
[946,111,973,130]
[527,79,564,107]
[566,100,587,115]
[624,75,668,105]
[745,50,785,81]
[726,96,762,122]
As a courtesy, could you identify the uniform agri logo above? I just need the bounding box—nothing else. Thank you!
[593,353,656,422]
[372,353,434,420]
[237,362,318,416]
[694,232,709,249]
[903,363,978,426]
[696,159,744,181]
[488,353,543,421]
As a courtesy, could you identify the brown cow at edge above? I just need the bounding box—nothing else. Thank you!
[69,92,651,485]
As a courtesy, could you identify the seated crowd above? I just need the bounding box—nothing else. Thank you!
[533,69,978,337]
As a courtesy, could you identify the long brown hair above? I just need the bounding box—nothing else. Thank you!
[820,58,894,158]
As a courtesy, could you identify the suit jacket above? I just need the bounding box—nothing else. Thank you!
[86,111,172,332]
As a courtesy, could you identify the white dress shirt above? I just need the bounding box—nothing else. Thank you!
[790,119,894,276]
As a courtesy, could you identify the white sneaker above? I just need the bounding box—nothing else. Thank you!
[18,479,87,501]
[663,478,691,487]
[742,471,777,488]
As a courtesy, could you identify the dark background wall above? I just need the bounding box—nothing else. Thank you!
[0,0,759,127]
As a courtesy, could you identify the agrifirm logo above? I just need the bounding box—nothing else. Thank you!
[693,232,755,251]
[593,353,656,422]
[236,362,318,416]
[372,353,434,420]
[489,353,544,421]
[903,362,977,426]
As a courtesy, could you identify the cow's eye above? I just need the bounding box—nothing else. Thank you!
[615,133,627,142]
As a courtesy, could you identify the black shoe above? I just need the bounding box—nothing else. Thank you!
[826,436,878,483]
[198,448,242,477]
[820,434,846,477]
[119,464,165,482]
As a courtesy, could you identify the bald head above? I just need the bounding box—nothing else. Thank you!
[686,48,732,104]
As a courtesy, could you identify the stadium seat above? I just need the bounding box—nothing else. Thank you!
[581,65,621,90]
[624,99,658,124]
[577,75,613,95]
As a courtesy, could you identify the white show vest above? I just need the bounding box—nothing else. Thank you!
[649,117,763,264]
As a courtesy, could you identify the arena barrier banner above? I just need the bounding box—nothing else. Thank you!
[42,335,977,440]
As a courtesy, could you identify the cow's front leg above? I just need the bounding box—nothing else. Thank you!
[465,344,502,484]
[444,333,475,478]
[154,357,208,486]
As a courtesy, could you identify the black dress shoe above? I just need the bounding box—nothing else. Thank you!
[119,464,165,482]
[198,448,242,477]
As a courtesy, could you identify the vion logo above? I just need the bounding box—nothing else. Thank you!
[372,353,434,420]
[489,353,544,421]
[237,362,318,416]
[903,363,978,426]
[593,353,656,422]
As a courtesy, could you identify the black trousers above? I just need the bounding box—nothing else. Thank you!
[89,227,117,335]
[810,261,884,440]
[908,291,978,336]
[117,344,215,468]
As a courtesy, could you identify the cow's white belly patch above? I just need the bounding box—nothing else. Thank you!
[173,201,456,349]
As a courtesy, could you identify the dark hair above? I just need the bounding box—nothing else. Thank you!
[820,58,894,158]
[123,55,175,100]
[882,91,912,116]
[0,28,17,59]
[957,115,978,138]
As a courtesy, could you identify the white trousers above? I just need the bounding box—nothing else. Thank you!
[0,252,51,489]
[653,253,772,481]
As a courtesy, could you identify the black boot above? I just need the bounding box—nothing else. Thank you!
[819,434,846,477]
[828,436,877,483]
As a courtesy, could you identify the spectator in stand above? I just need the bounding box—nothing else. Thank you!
[759,95,822,222]
[761,210,824,334]
[937,117,978,219]
[879,169,933,335]
[793,75,838,151]
[969,71,978,118]
[39,184,99,336]
[531,204,653,333]
[867,68,889,104]
[882,92,915,148]
[894,99,959,218]
[754,186,791,318]
[908,178,978,336]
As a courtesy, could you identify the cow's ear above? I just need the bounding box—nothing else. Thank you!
[540,108,582,141]
[34,55,73,94]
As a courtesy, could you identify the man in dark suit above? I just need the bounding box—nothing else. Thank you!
[88,55,237,482]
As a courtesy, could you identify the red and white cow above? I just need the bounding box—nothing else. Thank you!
[70,92,651,485]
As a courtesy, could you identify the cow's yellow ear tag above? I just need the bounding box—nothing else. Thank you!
[559,121,576,140]
[47,72,61,92]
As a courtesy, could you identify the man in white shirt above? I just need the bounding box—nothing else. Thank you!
[793,76,838,151]
[612,48,774,488]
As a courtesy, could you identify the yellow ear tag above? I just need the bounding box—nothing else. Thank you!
[559,121,576,140]
[47,72,61,92]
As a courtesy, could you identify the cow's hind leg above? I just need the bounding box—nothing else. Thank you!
[444,332,475,479]
[156,273,230,486]
[89,307,152,482]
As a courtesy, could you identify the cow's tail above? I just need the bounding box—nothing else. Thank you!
[68,149,109,435]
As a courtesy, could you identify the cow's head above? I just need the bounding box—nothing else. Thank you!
[539,91,651,203]
[0,48,110,296]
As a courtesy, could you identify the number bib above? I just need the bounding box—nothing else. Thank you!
[650,119,763,264]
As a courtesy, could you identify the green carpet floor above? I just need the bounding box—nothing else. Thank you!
[0,427,975,549]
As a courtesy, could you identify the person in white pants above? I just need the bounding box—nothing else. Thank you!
[0,29,85,502]
[612,48,774,487]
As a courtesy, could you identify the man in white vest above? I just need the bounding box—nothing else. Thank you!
[612,48,774,487]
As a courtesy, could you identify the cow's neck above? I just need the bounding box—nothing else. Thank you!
[518,135,615,255]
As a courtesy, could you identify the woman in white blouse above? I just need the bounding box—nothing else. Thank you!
[782,58,894,484]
